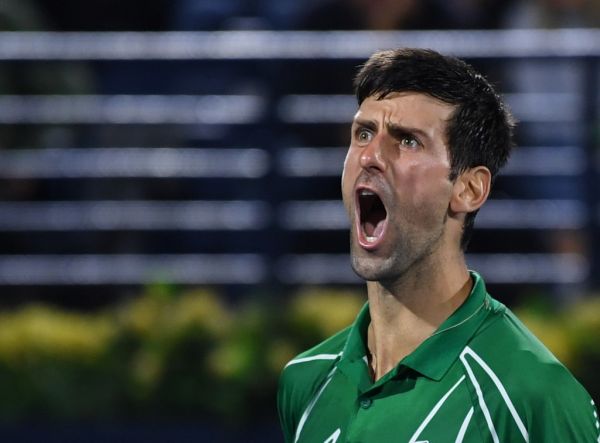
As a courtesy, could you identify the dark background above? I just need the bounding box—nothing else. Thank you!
[0,0,598,441]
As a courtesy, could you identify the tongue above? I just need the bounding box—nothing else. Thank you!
[363,204,386,238]
[373,219,385,237]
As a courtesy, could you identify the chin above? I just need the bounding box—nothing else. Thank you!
[350,247,398,282]
[350,260,378,281]
[349,234,432,284]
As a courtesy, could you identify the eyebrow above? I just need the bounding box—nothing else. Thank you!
[385,121,431,143]
[352,118,377,132]
[353,118,431,142]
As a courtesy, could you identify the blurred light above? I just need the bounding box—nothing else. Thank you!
[0,148,269,178]
[502,146,585,176]
[0,30,598,60]
[0,254,266,285]
[280,146,584,177]
[503,93,581,123]
[279,147,346,177]
[0,95,264,124]
[277,254,359,284]
[466,253,588,284]
[280,200,585,230]
[279,201,348,230]
[278,95,356,123]
[476,200,587,229]
[277,253,588,284]
[0,201,270,231]
[278,93,580,124]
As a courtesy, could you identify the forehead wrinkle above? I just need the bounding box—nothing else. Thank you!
[352,117,378,131]
[385,121,432,143]
[354,94,454,151]
[359,93,452,122]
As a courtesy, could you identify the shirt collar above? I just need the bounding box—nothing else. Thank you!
[339,271,492,384]
[341,300,371,363]
[400,271,491,381]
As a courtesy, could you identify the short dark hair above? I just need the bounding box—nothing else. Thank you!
[354,48,515,250]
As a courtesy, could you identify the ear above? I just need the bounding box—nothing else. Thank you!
[449,166,491,215]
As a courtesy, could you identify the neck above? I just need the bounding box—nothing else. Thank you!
[366,252,472,381]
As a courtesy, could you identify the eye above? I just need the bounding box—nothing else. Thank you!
[355,128,373,146]
[400,135,420,149]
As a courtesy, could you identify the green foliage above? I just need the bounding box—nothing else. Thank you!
[0,286,364,423]
[0,286,597,422]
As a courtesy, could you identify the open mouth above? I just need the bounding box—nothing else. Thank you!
[356,188,388,248]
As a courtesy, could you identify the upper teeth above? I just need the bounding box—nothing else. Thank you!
[360,190,375,196]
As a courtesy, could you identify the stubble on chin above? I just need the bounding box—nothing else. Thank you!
[348,226,406,282]
[349,222,445,284]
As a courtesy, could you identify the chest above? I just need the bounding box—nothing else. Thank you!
[295,370,480,443]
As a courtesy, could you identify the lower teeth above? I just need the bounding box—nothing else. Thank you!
[366,236,377,242]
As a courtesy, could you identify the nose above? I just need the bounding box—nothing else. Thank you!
[359,134,386,173]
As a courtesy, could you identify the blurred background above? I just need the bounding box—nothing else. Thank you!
[0,0,598,441]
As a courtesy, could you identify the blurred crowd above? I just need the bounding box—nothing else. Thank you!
[0,2,596,435]
[1,0,599,31]
[0,0,598,306]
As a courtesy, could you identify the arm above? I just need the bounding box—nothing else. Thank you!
[277,369,297,443]
[527,375,598,442]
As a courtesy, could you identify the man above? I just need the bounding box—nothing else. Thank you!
[277,48,599,442]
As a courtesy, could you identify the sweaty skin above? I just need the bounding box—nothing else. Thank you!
[341,92,487,379]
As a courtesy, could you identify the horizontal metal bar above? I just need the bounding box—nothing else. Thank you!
[0,95,264,124]
[0,201,269,231]
[0,254,266,285]
[277,253,588,284]
[466,253,588,284]
[0,30,598,60]
[502,146,586,176]
[279,201,349,230]
[0,92,584,125]
[475,200,587,229]
[277,95,356,124]
[277,254,359,284]
[503,92,582,123]
[0,148,269,178]
[279,199,587,230]
[0,252,587,285]
[0,199,584,232]
[279,146,586,177]
[277,93,582,124]
[278,147,346,177]
[0,145,584,179]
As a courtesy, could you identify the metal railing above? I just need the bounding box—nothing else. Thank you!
[0,30,597,289]
[0,30,597,59]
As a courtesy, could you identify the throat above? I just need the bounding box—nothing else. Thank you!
[366,322,414,381]
[366,307,433,381]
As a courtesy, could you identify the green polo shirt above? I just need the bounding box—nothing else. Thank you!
[278,272,599,443]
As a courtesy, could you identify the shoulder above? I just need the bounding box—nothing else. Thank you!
[287,323,350,363]
[462,302,598,441]
[279,324,349,393]
[277,326,350,443]
[466,302,578,390]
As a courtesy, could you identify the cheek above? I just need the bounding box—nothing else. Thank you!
[397,161,453,208]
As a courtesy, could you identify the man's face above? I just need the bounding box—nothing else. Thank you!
[341,92,456,283]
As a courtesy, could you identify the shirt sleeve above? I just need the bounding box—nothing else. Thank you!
[277,366,299,443]
[527,375,599,442]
